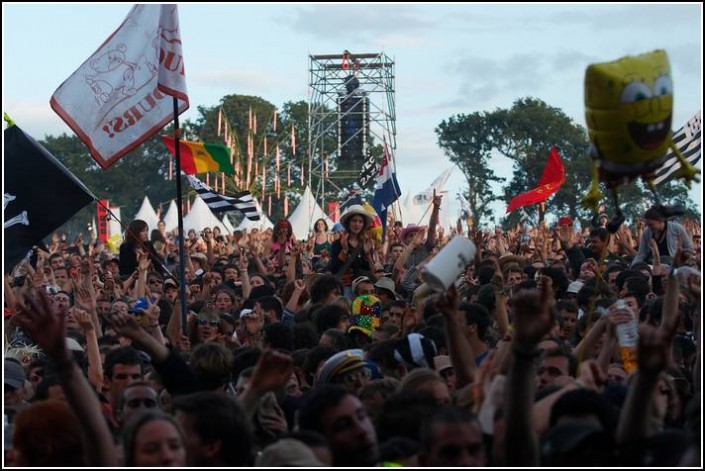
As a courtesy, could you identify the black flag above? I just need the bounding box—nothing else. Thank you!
[4,124,95,271]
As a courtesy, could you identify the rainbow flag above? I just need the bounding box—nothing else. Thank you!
[162,136,234,175]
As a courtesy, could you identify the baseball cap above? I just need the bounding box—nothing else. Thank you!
[433,355,453,374]
[4,358,26,389]
[352,275,373,294]
[163,278,178,289]
[239,308,255,319]
[566,280,585,294]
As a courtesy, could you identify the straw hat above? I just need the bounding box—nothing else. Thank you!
[340,205,373,229]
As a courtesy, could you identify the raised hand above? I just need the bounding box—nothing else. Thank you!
[103,309,144,340]
[144,296,160,325]
[512,276,554,347]
[436,284,461,318]
[138,253,151,272]
[363,234,374,254]
[293,279,306,293]
[576,359,608,391]
[249,349,294,393]
[74,308,95,332]
[340,232,349,252]
[15,287,71,364]
[638,322,676,374]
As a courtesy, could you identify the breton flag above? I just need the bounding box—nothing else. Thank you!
[652,112,701,185]
[51,5,189,169]
[506,147,565,213]
[4,122,95,271]
[186,175,260,221]
[372,139,402,239]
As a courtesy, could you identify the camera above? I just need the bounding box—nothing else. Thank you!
[45,284,60,295]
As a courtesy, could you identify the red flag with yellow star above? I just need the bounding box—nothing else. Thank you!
[506,147,565,213]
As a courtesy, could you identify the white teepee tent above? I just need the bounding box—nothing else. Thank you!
[162,200,179,233]
[133,196,159,233]
[183,196,228,234]
[108,206,122,237]
[236,198,274,231]
[221,215,235,235]
[288,186,333,240]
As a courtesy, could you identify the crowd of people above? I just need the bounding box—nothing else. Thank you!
[3,195,702,467]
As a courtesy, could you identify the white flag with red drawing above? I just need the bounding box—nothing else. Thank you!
[50,4,189,169]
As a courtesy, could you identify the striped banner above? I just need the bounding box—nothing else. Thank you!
[653,111,701,185]
[186,175,260,221]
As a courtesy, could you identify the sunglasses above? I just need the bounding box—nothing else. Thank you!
[126,398,158,409]
[197,319,220,327]
[148,279,163,285]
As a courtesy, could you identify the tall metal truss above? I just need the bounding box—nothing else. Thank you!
[308,51,396,202]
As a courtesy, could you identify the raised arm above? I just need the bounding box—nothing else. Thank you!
[437,285,477,387]
[15,288,117,467]
[504,277,554,467]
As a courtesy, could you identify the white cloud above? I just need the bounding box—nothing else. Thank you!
[5,101,72,138]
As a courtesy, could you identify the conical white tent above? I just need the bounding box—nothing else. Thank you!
[183,196,228,234]
[288,186,333,240]
[221,215,235,235]
[236,198,274,231]
[134,196,159,233]
[162,200,179,233]
[108,206,122,238]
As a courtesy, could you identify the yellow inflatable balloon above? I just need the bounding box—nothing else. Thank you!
[582,50,699,215]
[362,202,383,246]
[106,232,123,254]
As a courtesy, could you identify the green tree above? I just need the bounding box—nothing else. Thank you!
[493,98,593,223]
[436,112,504,227]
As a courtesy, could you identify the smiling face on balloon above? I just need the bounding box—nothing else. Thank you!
[585,50,673,175]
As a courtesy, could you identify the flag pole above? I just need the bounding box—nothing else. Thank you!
[173,98,188,335]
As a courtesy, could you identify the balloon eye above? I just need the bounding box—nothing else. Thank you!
[621,82,652,103]
[653,75,673,96]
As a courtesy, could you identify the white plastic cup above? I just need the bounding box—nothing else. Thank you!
[422,235,476,293]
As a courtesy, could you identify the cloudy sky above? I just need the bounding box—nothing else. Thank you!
[3,3,702,222]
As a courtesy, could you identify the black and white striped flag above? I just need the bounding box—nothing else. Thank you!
[653,111,701,185]
[186,175,260,221]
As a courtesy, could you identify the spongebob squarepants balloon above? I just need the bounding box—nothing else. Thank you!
[582,50,699,230]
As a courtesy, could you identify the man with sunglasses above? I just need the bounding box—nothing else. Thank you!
[116,381,159,426]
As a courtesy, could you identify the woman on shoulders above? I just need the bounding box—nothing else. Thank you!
[119,219,164,278]
[329,205,374,299]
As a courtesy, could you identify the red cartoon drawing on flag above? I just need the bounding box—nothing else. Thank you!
[85,44,142,105]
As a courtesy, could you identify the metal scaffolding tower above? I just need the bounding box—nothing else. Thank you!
[308,51,396,201]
